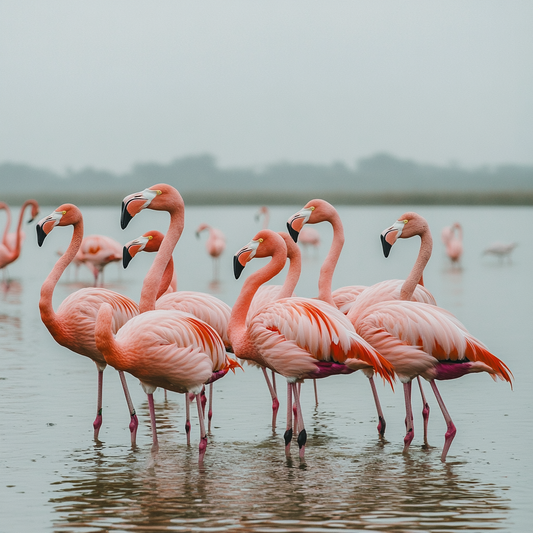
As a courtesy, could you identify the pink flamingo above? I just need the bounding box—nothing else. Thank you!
[442,222,463,264]
[196,223,226,280]
[228,229,395,459]
[97,184,240,462]
[287,201,437,438]
[123,228,233,432]
[36,205,140,444]
[0,199,39,280]
[355,213,513,461]
[77,234,123,286]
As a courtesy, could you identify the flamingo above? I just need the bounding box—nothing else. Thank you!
[354,213,513,461]
[483,242,517,261]
[196,223,226,281]
[123,228,232,433]
[0,199,39,281]
[36,205,140,444]
[77,234,123,286]
[97,184,240,462]
[228,229,395,459]
[442,222,463,264]
[287,201,438,438]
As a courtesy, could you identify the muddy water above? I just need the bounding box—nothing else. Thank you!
[1,204,531,532]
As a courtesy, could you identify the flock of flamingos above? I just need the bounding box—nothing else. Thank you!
[1,186,514,465]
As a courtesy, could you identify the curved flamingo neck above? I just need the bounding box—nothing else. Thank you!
[95,303,128,370]
[318,212,344,306]
[139,198,184,313]
[400,230,433,301]
[39,216,84,329]
[156,256,176,300]
[11,200,33,257]
[228,248,286,352]
[0,202,11,247]
[261,211,270,229]
[277,235,301,299]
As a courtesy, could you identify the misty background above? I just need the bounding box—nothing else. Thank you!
[1,1,532,204]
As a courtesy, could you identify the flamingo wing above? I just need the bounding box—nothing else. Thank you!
[249,297,394,383]
[331,285,368,314]
[358,300,512,383]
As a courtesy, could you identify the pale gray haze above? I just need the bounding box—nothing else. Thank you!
[1,1,532,174]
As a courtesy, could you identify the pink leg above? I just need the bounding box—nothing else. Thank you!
[417,376,430,448]
[262,367,280,428]
[284,382,293,456]
[185,393,191,446]
[313,379,319,406]
[403,381,414,453]
[118,370,138,446]
[368,376,386,439]
[93,369,104,440]
[429,381,457,462]
[207,383,213,434]
[292,383,307,459]
[271,370,277,394]
[147,393,159,451]
[196,393,208,464]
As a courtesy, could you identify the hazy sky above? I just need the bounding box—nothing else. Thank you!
[1,1,532,173]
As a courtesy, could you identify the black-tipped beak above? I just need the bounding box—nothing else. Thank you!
[123,246,133,268]
[195,232,200,239]
[381,234,392,258]
[287,222,299,243]
[36,225,47,247]
[27,216,36,223]
[121,201,133,230]
[233,255,245,279]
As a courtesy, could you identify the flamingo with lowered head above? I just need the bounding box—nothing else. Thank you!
[36,204,140,444]
[196,223,226,280]
[354,212,513,461]
[441,222,463,264]
[0,199,40,280]
[78,234,123,286]
[229,229,395,459]
[96,184,240,462]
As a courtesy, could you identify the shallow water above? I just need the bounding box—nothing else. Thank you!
[1,204,531,532]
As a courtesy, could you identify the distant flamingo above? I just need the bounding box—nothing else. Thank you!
[354,213,513,461]
[196,223,226,280]
[255,206,271,229]
[483,242,517,261]
[442,222,463,264]
[98,184,240,462]
[77,234,122,286]
[36,205,140,444]
[0,199,39,281]
[229,229,395,458]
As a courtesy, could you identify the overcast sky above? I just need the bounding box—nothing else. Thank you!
[1,1,532,174]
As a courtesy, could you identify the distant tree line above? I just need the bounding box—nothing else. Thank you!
[1,153,532,205]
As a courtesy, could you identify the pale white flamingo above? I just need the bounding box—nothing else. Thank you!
[228,229,395,459]
[36,205,140,444]
[97,184,240,462]
[354,213,513,461]
[483,242,517,261]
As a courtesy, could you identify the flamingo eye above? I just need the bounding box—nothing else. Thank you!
[62,211,67,215]
[258,238,263,243]
[147,235,153,240]
[403,220,408,224]
[156,190,162,195]
[310,206,315,211]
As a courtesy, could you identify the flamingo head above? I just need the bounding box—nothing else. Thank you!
[381,212,428,257]
[195,223,210,238]
[36,204,80,247]
[121,184,182,229]
[26,199,40,223]
[233,229,287,279]
[122,230,164,268]
[255,206,269,222]
[286,199,335,242]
